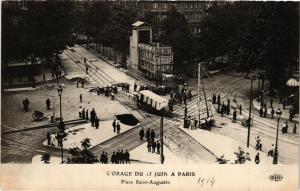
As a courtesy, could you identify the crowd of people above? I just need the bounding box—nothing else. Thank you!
[112,119,121,134]
[138,128,161,155]
[78,107,100,129]
[99,150,130,164]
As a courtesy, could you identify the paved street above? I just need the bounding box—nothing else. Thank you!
[2,44,298,165]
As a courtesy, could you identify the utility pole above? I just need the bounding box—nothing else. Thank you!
[247,77,254,148]
[198,63,201,127]
[160,109,164,164]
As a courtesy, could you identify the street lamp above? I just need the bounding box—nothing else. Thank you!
[273,108,282,164]
[57,85,64,163]
[160,108,165,164]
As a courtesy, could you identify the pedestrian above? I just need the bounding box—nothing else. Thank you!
[90,108,96,127]
[82,108,85,119]
[268,144,275,156]
[150,129,155,141]
[239,104,242,115]
[81,80,84,88]
[111,152,116,164]
[188,90,192,101]
[227,104,230,115]
[78,106,82,118]
[217,94,221,104]
[50,133,56,147]
[117,122,121,134]
[76,80,79,88]
[283,99,286,109]
[293,123,297,134]
[95,115,100,129]
[190,119,194,130]
[183,94,187,105]
[125,150,130,164]
[221,107,224,117]
[264,107,267,118]
[289,108,293,121]
[212,93,216,104]
[139,128,145,140]
[270,98,273,108]
[80,94,82,103]
[194,119,198,129]
[233,109,237,121]
[23,98,30,112]
[271,107,274,119]
[116,150,120,164]
[112,119,116,132]
[100,151,105,164]
[151,140,156,153]
[56,132,62,147]
[51,113,55,122]
[255,153,260,164]
[147,141,152,152]
[46,98,51,110]
[47,132,51,146]
[120,150,125,164]
[156,140,161,154]
[259,107,263,117]
[134,83,137,91]
[104,152,108,164]
[86,109,89,120]
[146,128,150,141]
[255,136,262,151]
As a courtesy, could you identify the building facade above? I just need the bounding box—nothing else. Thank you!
[110,0,213,36]
[129,21,173,80]
[138,42,173,79]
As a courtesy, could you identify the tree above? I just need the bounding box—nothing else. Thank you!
[108,6,137,68]
[21,1,75,59]
[141,11,161,42]
[67,138,98,164]
[200,2,298,90]
[41,152,51,164]
[161,7,194,73]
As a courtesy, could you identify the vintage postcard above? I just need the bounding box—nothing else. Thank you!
[1,1,299,190]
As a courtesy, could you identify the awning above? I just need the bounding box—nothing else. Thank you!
[286,78,299,87]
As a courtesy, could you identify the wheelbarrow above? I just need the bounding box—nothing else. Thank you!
[32,110,44,121]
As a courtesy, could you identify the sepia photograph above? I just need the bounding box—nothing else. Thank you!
[0,0,299,190]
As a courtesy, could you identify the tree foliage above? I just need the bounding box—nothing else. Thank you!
[200,2,298,89]
[161,7,194,73]
[67,138,98,164]
[2,1,74,62]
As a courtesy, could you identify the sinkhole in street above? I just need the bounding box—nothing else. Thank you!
[115,114,140,126]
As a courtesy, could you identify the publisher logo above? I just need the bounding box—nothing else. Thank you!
[269,174,283,182]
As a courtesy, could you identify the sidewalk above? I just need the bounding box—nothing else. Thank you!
[130,142,186,164]
[82,44,153,85]
[42,120,139,150]
[179,125,274,164]
[253,97,299,122]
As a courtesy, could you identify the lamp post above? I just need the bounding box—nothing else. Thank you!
[160,108,165,164]
[273,108,282,164]
[247,76,255,148]
[57,85,64,163]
